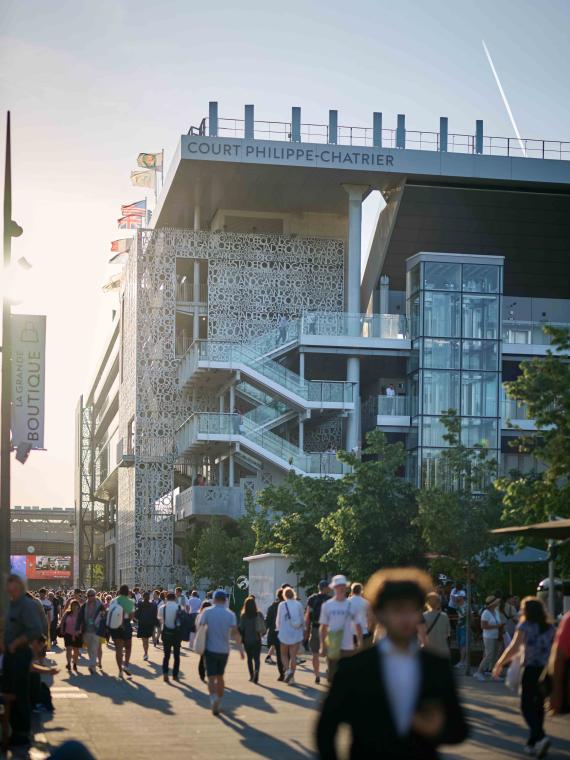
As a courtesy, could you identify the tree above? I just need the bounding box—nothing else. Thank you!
[495,326,570,524]
[414,410,503,578]
[319,429,423,580]
[256,472,346,586]
[185,517,253,588]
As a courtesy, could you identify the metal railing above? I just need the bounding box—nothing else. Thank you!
[175,335,194,356]
[175,413,350,475]
[300,311,407,340]
[194,117,570,161]
[502,320,570,346]
[176,281,207,303]
[178,338,354,403]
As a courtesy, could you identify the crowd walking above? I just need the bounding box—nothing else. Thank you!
[1,570,568,757]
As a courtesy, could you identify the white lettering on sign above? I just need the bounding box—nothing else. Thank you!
[11,314,46,449]
[183,138,395,170]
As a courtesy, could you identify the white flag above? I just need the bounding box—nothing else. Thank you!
[130,169,155,188]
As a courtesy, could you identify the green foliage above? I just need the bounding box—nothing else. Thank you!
[415,410,502,576]
[319,430,423,580]
[256,471,346,586]
[185,516,254,588]
[496,327,570,523]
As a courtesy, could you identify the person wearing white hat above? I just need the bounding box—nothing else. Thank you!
[319,575,362,682]
[474,595,502,681]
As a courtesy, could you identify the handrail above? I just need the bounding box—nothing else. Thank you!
[197,116,570,161]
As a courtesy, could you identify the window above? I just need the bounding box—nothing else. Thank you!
[462,263,500,294]
[424,292,461,337]
[462,295,499,340]
[423,339,461,369]
[424,261,461,291]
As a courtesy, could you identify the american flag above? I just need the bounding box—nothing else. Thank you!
[118,214,143,230]
[120,199,146,217]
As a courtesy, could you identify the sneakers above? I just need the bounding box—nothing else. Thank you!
[473,672,486,681]
[123,666,132,677]
[210,695,221,715]
[163,674,170,683]
[284,669,293,683]
[253,670,259,684]
[454,662,465,669]
[277,673,285,681]
[265,655,275,664]
[315,675,321,684]
[143,654,148,661]
[534,737,550,758]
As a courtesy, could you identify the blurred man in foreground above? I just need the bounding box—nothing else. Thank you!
[316,567,468,759]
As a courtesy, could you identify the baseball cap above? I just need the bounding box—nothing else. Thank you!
[213,589,228,601]
[318,579,329,590]
[330,574,349,589]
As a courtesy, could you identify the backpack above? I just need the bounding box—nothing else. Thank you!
[308,593,327,627]
[107,600,124,629]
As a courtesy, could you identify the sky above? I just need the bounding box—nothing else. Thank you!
[1,0,569,507]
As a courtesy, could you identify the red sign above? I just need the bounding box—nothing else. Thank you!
[26,555,71,579]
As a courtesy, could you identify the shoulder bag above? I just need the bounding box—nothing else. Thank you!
[194,619,208,655]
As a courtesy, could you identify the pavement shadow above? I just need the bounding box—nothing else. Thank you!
[257,682,320,709]
[218,710,313,759]
[61,671,175,715]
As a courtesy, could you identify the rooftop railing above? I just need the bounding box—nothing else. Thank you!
[502,320,570,345]
[190,110,570,161]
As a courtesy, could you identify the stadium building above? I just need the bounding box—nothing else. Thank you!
[75,102,570,587]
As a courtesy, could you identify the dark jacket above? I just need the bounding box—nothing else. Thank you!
[316,644,468,760]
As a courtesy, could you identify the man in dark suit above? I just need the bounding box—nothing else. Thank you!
[316,567,469,759]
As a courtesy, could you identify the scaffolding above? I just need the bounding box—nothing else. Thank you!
[75,397,108,587]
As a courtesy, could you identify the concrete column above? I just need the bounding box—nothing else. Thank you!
[329,110,338,144]
[228,451,235,486]
[229,382,235,411]
[291,107,301,142]
[379,275,390,314]
[193,205,201,231]
[342,184,367,454]
[209,101,218,137]
[298,414,304,451]
[299,352,305,381]
[342,184,368,315]
[218,395,225,486]
[244,104,254,139]
[475,120,484,154]
[193,259,201,303]
[439,117,448,152]
[373,112,383,148]
[396,114,406,149]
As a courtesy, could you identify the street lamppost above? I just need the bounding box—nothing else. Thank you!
[1,111,23,620]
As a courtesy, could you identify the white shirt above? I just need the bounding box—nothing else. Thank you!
[319,598,359,650]
[481,607,501,639]
[385,386,396,397]
[348,594,369,635]
[188,596,201,614]
[276,599,304,645]
[175,594,189,611]
[159,601,179,629]
[378,637,420,736]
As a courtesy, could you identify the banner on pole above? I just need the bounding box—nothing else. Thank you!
[11,314,46,450]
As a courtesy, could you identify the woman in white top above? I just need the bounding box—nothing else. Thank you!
[276,587,304,684]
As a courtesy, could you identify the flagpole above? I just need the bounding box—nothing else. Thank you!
[161,148,164,194]
[1,112,13,620]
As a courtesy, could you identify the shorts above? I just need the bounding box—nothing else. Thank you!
[137,624,155,639]
[309,626,320,654]
[204,650,229,677]
[109,624,132,643]
[63,633,83,648]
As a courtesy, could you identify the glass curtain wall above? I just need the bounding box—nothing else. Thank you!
[406,256,503,488]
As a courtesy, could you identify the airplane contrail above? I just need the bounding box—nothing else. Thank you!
[482,40,526,157]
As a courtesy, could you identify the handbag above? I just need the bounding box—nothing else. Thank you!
[194,622,207,655]
[255,613,267,637]
[505,650,523,692]
[326,601,352,660]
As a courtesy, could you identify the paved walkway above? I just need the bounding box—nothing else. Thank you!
[21,641,570,760]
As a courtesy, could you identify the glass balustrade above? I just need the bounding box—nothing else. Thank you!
[376,395,408,416]
[300,312,407,339]
[502,320,570,345]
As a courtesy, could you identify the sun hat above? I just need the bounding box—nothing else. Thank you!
[485,595,500,607]
[330,574,349,589]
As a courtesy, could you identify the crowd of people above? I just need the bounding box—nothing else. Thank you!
[1,569,569,757]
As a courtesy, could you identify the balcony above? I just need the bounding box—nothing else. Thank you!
[502,320,570,355]
[176,485,244,521]
[364,394,410,430]
[116,437,135,467]
[94,429,120,497]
